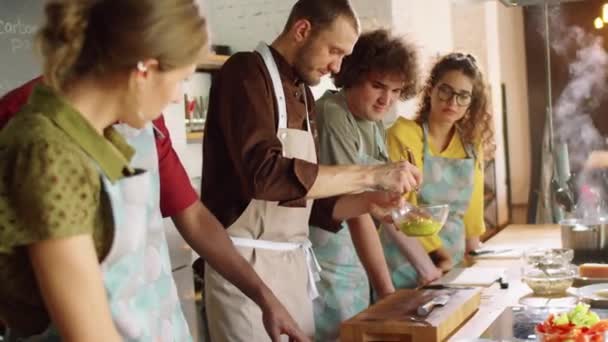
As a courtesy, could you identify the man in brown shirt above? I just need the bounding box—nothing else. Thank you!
[201,0,421,340]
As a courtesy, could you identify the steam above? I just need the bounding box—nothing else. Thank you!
[551,12,608,170]
[548,9,608,219]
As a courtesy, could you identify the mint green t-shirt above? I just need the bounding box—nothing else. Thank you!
[315,89,388,165]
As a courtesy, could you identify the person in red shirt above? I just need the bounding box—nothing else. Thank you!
[0,77,309,342]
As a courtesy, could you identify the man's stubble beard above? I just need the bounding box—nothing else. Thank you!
[293,41,321,86]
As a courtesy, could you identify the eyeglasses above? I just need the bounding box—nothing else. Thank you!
[436,84,472,107]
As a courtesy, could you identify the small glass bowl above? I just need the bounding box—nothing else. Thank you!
[522,248,576,296]
[522,268,576,297]
[391,203,449,237]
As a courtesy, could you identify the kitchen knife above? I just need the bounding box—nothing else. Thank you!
[420,284,474,290]
[417,294,450,316]
[468,248,514,256]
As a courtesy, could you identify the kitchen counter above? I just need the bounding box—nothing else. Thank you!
[449,223,561,341]
[340,224,564,341]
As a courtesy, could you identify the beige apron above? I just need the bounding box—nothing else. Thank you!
[204,42,320,342]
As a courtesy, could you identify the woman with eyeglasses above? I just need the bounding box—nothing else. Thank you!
[380,52,495,288]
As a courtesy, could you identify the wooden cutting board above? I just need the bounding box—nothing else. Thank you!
[340,288,482,342]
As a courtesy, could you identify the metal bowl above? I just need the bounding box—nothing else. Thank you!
[561,218,608,251]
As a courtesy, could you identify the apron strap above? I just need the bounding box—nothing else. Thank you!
[373,122,388,160]
[455,125,477,160]
[300,83,312,132]
[256,42,288,130]
[256,42,312,133]
[422,121,431,156]
[422,121,475,159]
[356,122,365,158]
[231,237,321,300]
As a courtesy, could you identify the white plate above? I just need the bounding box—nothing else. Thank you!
[574,275,608,285]
[577,283,608,301]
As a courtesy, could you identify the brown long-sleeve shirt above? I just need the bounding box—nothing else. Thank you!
[201,46,341,232]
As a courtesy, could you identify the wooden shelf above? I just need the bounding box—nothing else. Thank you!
[197,54,229,71]
[187,131,204,144]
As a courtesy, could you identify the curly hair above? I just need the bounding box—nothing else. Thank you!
[332,28,419,101]
[415,52,495,160]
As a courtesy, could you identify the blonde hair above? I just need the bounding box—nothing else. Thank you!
[38,0,208,92]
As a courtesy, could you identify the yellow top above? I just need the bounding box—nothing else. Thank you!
[386,117,485,252]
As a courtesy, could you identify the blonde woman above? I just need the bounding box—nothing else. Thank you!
[0,1,211,341]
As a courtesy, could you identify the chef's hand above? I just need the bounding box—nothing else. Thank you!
[365,191,405,223]
[372,161,422,194]
[417,266,443,287]
[261,294,311,342]
[429,248,453,273]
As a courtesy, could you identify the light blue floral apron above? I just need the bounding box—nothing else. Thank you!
[381,122,475,289]
[18,123,191,342]
[310,93,388,342]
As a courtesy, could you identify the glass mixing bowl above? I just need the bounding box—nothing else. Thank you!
[391,203,449,237]
[522,248,576,296]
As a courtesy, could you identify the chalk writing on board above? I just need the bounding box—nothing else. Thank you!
[0,18,38,53]
[0,0,44,96]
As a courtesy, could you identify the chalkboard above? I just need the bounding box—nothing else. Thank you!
[0,0,44,96]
